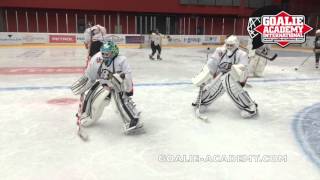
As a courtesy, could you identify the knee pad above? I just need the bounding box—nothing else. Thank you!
[254,57,267,77]
[249,56,259,75]
[230,64,248,83]
[81,83,111,127]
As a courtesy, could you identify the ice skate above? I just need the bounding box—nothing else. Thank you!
[149,54,155,60]
[157,54,162,60]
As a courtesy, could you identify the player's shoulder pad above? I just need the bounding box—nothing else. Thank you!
[115,55,127,63]
[84,28,91,33]
[216,46,226,52]
[237,48,248,56]
[92,52,103,64]
[215,46,226,57]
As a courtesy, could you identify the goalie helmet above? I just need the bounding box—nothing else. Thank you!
[224,35,239,52]
[100,41,119,66]
[87,21,93,28]
[316,29,320,37]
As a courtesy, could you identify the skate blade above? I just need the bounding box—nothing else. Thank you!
[245,83,253,88]
[195,109,209,122]
[78,128,89,141]
[123,123,144,134]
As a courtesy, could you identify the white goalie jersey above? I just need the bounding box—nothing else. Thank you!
[207,46,249,76]
[84,25,107,44]
[85,52,133,92]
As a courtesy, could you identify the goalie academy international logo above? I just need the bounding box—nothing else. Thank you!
[248,11,313,48]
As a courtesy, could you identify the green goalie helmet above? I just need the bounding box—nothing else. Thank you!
[100,41,119,66]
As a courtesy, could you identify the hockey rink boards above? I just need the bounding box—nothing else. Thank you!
[0,46,319,180]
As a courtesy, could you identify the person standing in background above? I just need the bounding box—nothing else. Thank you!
[149,29,163,60]
[314,29,320,69]
[84,22,107,66]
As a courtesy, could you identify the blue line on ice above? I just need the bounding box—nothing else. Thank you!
[0,77,320,92]
[292,103,320,169]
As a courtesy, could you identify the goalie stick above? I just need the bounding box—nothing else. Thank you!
[192,72,223,121]
[239,45,277,61]
[194,84,208,121]
[76,93,89,141]
[294,53,313,71]
[194,47,211,121]
[255,49,277,61]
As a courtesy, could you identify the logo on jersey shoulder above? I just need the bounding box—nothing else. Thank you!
[96,57,103,64]
[248,11,313,48]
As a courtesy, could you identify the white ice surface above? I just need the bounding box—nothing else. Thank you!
[0,47,320,180]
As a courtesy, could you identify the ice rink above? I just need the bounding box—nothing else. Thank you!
[0,45,320,180]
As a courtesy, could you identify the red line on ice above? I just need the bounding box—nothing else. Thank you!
[0,67,85,75]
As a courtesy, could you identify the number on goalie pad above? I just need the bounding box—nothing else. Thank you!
[192,65,212,87]
[80,82,111,127]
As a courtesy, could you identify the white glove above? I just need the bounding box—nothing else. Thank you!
[230,64,248,83]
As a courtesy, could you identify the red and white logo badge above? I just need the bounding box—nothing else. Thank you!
[254,11,313,47]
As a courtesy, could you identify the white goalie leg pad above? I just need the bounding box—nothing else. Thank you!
[230,64,248,83]
[80,83,111,127]
[193,74,225,113]
[115,73,133,93]
[109,73,126,93]
[201,76,225,106]
[87,86,111,126]
[192,65,212,87]
[254,57,267,77]
[223,74,257,118]
[113,91,142,129]
[249,56,259,77]
[71,75,94,95]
